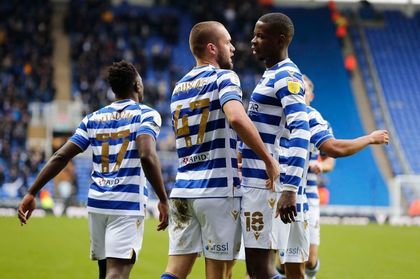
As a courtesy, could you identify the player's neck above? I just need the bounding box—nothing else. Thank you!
[265,49,288,68]
[115,93,138,103]
[196,58,219,69]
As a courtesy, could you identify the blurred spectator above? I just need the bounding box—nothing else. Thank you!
[0,1,53,197]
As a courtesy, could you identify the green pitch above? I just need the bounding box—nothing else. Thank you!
[1,216,419,278]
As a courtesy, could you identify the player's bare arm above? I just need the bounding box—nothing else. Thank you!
[136,134,169,231]
[18,141,82,225]
[223,99,280,190]
[319,130,389,158]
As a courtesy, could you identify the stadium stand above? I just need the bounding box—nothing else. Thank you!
[362,11,420,174]
[0,0,53,199]
[0,0,392,207]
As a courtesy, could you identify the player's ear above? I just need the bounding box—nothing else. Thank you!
[207,43,217,56]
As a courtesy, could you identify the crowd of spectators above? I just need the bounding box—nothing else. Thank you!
[0,0,53,198]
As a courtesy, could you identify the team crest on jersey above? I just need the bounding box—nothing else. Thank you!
[287,78,301,94]
[253,231,261,240]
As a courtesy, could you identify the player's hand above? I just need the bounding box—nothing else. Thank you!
[370,130,389,145]
[157,200,169,231]
[238,162,243,182]
[18,193,36,226]
[276,191,297,224]
[265,157,280,191]
[309,161,323,174]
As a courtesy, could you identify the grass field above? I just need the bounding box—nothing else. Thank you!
[1,216,419,279]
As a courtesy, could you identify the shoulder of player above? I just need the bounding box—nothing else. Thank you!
[215,69,240,85]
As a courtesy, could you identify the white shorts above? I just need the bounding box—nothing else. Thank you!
[278,221,309,264]
[88,213,144,261]
[241,187,281,250]
[237,236,246,261]
[308,203,320,245]
[168,197,241,260]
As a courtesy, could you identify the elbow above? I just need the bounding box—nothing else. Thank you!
[140,151,155,164]
[52,150,71,163]
[228,115,242,129]
[328,148,348,158]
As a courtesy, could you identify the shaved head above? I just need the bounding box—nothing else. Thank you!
[189,21,225,59]
[258,13,294,44]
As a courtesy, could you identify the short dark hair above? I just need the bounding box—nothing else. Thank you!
[189,21,224,59]
[258,13,294,43]
[107,60,138,98]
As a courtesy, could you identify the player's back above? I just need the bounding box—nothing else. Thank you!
[71,99,161,216]
[170,65,241,198]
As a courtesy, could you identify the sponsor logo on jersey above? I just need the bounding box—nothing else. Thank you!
[205,240,229,254]
[249,101,259,113]
[97,178,120,186]
[180,152,210,166]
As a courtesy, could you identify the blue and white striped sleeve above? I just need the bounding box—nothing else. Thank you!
[216,70,242,107]
[138,108,162,140]
[275,75,310,192]
[308,107,334,149]
[69,116,90,151]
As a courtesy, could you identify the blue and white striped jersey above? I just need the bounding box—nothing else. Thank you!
[70,99,161,216]
[241,58,310,221]
[170,65,242,198]
[306,106,334,206]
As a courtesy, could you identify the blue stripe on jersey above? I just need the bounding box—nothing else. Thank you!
[307,180,317,186]
[289,138,310,150]
[90,132,137,147]
[138,127,158,138]
[242,168,268,180]
[260,132,276,144]
[284,103,307,116]
[92,167,140,178]
[306,192,319,199]
[175,177,228,189]
[90,184,140,194]
[220,91,242,106]
[312,131,333,148]
[70,134,89,151]
[249,112,281,126]
[171,82,218,103]
[242,149,261,160]
[251,92,282,106]
[177,138,225,158]
[288,156,306,168]
[87,198,140,211]
[178,158,226,172]
[283,175,302,188]
[176,119,225,141]
[92,149,139,164]
[175,99,221,119]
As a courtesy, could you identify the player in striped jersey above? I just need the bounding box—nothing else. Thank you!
[161,21,280,279]
[240,13,311,279]
[18,61,169,279]
[300,75,389,279]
